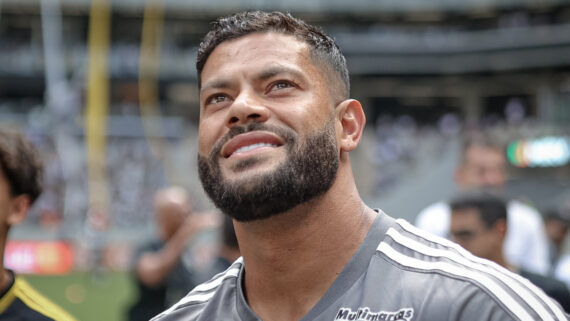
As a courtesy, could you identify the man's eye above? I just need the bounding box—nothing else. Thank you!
[270,81,294,91]
[207,94,229,105]
[451,230,476,242]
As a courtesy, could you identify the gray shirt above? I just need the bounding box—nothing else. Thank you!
[152,211,568,321]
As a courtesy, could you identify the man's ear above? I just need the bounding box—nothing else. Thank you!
[336,99,366,152]
[493,219,507,241]
[7,195,30,226]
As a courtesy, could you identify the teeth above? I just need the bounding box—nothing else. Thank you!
[234,142,278,154]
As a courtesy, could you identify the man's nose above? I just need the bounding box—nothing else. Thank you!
[226,90,270,127]
[483,168,506,187]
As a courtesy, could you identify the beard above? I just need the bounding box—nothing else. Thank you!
[198,118,339,222]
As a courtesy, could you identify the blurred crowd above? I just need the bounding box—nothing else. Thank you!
[1,107,569,318]
[6,106,568,248]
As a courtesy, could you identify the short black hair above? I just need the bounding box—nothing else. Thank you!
[0,130,43,204]
[544,208,570,225]
[450,191,507,229]
[197,11,349,101]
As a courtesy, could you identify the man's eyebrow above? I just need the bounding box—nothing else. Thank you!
[200,79,231,93]
[257,66,304,81]
[200,66,306,93]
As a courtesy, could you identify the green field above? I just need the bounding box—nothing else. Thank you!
[22,271,137,321]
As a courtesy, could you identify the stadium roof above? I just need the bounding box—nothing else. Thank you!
[2,0,569,14]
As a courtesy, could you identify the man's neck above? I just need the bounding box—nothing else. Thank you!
[235,179,376,321]
[492,252,511,271]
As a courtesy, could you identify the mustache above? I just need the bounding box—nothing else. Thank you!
[209,122,296,159]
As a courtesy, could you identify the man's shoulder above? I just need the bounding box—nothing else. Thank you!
[371,219,567,320]
[519,268,570,313]
[151,258,243,321]
[520,268,570,295]
[1,276,78,321]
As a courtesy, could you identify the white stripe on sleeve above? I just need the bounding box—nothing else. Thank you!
[394,219,567,320]
[377,241,535,321]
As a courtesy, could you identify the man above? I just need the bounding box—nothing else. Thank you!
[128,186,218,321]
[544,207,570,273]
[545,205,570,290]
[416,133,550,275]
[449,191,570,312]
[0,129,77,320]
[153,11,567,320]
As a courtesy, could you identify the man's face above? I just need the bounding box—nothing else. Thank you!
[545,218,569,246]
[197,32,340,221]
[0,168,13,233]
[450,208,500,260]
[155,206,188,241]
[456,145,507,193]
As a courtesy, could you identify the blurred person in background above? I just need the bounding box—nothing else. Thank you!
[547,203,570,291]
[82,203,110,283]
[416,132,550,275]
[0,129,77,320]
[127,186,219,321]
[449,191,570,312]
[544,207,570,274]
[152,11,567,321]
[199,216,240,280]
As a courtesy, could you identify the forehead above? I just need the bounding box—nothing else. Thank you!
[464,145,504,164]
[200,32,316,85]
[451,208,483,226]
[216,31,306,56]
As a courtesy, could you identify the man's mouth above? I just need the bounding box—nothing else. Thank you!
[234,142,279,154]
[221,131,284,158]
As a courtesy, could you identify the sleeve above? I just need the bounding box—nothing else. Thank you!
[445,279,568,321]
[448,286,519,321]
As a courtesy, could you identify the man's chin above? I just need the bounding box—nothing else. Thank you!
[466,185,504,196]
[223,157,285,182]
[228,156,262,172]
[221,171,275,193]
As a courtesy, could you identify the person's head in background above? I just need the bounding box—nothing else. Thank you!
[153,186,191,242]
[454,133,507,195]
[544,207,570,251]
[221,215,238,251]
[218,216,240,264]
[449,191,508,266]
[0,129,43,261]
